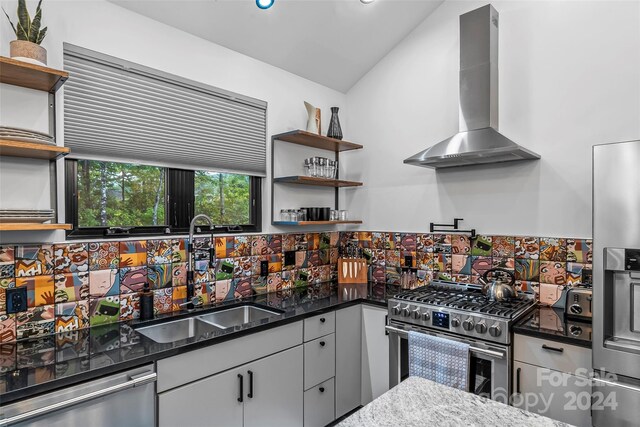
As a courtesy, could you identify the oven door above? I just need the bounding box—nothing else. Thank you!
[387,321,511,403]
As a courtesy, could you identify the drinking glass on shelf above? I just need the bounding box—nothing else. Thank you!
[330,210,338,221]
[327,160,335,179]
[317,157,328,178]
[338,210,348,221]
[304,158,312,177]
[297,210,307,222]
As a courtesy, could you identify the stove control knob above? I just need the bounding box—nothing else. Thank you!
[462,318,475,331]
[411,308,421,319]
[489,324,502,337]
[401,305,411,317]
[422,312,431,321]
[451,317,461,328]
[391,304,401,316]
[475,321,487,334]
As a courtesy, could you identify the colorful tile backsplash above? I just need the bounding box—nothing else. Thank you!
[0,231,591,343]
[345,231,592,306]
[0,233,340,343]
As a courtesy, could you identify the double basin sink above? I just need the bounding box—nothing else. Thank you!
[136,305,282,344]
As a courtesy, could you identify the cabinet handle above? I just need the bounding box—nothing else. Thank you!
[320,341,326,347]
[319,387,325,393]
[237,374,243,403]
[320,317,326,323]
[516,367,521,394]
[541,344,564,353]
[247,370,254,399]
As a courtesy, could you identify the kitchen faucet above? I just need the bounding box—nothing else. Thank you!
[186,214,215,310]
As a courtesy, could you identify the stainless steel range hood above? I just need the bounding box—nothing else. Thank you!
[404,4,540,169]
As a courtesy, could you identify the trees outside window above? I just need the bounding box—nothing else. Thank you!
[194,171,250,225]
[69,160,259,237]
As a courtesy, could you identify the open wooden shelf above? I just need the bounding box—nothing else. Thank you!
[272,220,363,226]
[0,223,72,231]
[272,130,363,152]
[0,139,70,160]
[0,56,68,92]
[273,176,363,188]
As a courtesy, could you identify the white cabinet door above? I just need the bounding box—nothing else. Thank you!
[335,305,362,418]
[513,361,592,427]
[361,305,389,405]
[243,345,304,427]
[158,365,244,427]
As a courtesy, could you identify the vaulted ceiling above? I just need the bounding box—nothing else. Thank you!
[110,0,444,92]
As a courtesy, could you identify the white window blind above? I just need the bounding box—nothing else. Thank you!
[63,44,267,177]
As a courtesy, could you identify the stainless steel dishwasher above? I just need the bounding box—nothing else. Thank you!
[0,364,156,427]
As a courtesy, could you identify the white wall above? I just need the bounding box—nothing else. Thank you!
[0,0,347,243]
[344,0,640,238]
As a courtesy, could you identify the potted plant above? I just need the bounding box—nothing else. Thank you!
[3,0,48,66]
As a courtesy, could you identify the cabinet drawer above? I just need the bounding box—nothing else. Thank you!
[304,378,335,427]
[514,334,591,374]
[304,312,335,342]
[304,333,336,390]
[513,361,592,427]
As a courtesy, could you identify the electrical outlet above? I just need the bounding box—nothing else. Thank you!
[6,287,28,314]
[260,260,269,277]
[284,251,296,267]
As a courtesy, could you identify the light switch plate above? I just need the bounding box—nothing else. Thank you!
[284,251,296,267]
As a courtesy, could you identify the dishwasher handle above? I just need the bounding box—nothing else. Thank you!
[0,371,157,426]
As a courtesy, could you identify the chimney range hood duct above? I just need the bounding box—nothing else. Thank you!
[404,4,540,169]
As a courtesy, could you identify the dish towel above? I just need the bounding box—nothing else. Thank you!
[408,331,470,390]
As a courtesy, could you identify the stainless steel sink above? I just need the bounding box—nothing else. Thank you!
[197,306,281,329]
[136,317,220,343]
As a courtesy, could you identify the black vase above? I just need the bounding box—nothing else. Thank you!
[327,107,343,140]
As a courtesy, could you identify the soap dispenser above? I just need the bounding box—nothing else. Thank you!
[140,282,154,321]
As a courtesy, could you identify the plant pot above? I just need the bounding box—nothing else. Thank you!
[10,40,47,66]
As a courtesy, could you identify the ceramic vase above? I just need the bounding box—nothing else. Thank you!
[327,107,343,140]
[304,101,321,135]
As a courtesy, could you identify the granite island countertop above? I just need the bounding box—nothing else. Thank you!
[339,376,570,427]
[0,282,397,404]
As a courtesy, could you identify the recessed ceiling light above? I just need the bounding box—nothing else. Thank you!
[360,0,375,4]
[256,0,275,9]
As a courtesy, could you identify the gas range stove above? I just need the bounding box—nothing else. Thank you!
[388,280,536,345]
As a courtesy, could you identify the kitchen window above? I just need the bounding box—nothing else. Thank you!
[65,159,261,238]
[61,44,267,238]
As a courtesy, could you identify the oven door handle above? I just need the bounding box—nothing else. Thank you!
[384,325,506,360]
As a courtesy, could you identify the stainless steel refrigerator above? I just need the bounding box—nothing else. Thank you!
[592,139,640,426]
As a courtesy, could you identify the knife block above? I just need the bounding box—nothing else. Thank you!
[338,258,367,284]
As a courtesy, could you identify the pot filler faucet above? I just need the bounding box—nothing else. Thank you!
[186,214,216,310]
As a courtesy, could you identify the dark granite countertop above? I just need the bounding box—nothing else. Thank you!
[0,282,398,405]
[513,305,592,349]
